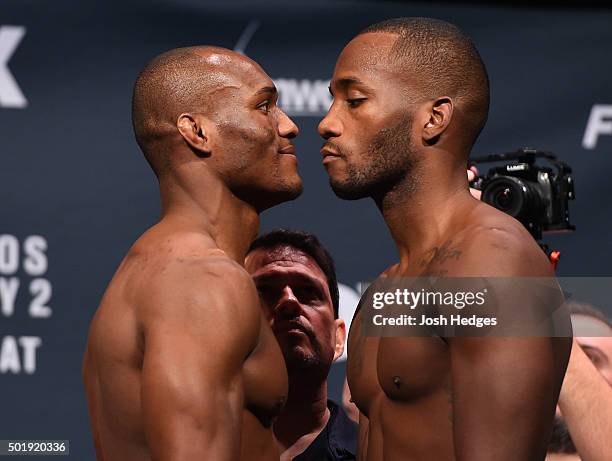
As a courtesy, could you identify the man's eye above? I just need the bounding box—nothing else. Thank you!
[347,98,366,108]
[257,101,271,113]
[584,350,603,367]
[294,286,321,302]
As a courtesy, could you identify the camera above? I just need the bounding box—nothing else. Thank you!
[470,148,575,241]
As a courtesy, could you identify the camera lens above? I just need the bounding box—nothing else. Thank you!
[494,187,515,210]
[483,177,525,217]
[482,176,542,221]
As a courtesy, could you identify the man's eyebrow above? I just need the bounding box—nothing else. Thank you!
[254,86,277,97]
[580,345,605,356]
[336,77,365,88]
[254,271,325,291]
[329,77,372,94]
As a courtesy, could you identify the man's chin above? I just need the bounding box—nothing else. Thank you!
[275,181,303,203]
[257,181,303,211]
[287,356,316,370]
[330,178,369,200]
[283,346,318,369]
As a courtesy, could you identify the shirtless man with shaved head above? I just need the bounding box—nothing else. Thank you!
[318,18,572,460]
[82,46,301,460]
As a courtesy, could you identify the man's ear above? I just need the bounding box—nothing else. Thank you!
[177,113,212,156]
[422,97,453,145]
[333,319,347,362]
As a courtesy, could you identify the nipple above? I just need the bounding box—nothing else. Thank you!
[392,376,402,388]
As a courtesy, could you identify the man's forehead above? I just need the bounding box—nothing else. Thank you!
[249,246,324,277]
[255,245,312,265]
[196,51,273,93]
[334,32,398,76]
[576,336,612,360]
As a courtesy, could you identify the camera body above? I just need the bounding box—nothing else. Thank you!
[471,148,575,241]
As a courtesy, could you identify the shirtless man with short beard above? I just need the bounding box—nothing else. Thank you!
[318,18,572,461]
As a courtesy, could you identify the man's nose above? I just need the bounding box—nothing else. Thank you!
[278,109,299,139]
[318,108,342,139]
[274,285,301,317]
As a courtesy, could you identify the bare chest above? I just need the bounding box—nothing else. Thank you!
[347,309,450,416]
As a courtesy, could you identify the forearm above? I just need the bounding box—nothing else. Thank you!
[558,341,612,461]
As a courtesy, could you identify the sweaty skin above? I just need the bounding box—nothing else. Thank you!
[83,47,301,460]
[319,30,571,461]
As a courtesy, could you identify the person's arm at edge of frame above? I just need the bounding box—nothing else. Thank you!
[558,339,612,461]
[448,229,572,461]
[139,257,259,461]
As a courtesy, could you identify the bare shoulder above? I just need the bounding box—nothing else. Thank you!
[452,204,554,277]
[131,227,250,288]
[144,252,256,315]
[130,229,260,334]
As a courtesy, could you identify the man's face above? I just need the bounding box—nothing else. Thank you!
[245,246,345,373]
[318,33,419,200]
[549,315,611,456]
[208,55,303,211]
[573,315,612,386]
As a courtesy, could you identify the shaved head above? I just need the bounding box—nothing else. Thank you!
[132,46,257,175]
[359,17,490,150]
[130,45,302,211]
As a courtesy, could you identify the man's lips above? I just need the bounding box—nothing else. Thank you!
[321,147,342,165]
[321,143,343,164]
[278,145,296,155]
[274,320,311,337]
[320,147,340,158]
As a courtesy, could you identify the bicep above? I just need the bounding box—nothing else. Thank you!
[139,262,259,460]
[450,337,568,461]
[141,324,244,460]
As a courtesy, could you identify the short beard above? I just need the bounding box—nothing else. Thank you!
[284,336,330,379]
[287,350,321,370]
[548,416,577,454]
[330,116,418,201]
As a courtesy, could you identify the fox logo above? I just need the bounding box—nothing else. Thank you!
[0,26,27,109]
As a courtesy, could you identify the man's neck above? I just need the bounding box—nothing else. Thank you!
[158,164,259,263]
[375,164,476,270]
[274,372,331,460]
